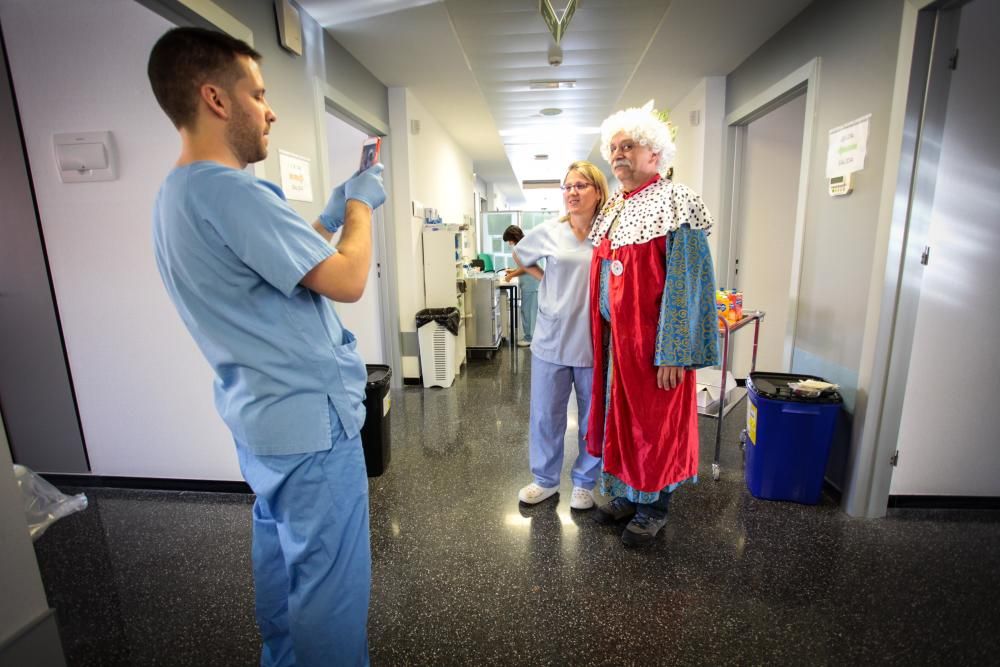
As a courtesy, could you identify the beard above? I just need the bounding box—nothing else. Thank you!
[227,102,267,165]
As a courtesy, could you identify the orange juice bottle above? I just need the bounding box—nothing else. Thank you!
[716,291,730,327]
[735,291,744,320]
[727,291,739,323]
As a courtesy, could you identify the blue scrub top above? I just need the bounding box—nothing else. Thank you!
[152,161,367,456]
[514,219,594,367]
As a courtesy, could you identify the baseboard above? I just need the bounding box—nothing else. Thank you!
[403,376,422,386]
[888,495,1000,510]
[42,473,251,494]
[0,608,65,667]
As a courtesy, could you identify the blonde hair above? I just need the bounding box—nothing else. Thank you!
[559,160,610,222]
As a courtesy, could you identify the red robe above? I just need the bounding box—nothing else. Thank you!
[585,236,700,492]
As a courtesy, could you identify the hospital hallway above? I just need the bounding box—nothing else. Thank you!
[32,345,1000,666]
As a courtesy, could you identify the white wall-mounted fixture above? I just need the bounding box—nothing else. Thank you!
[274,0,302,56]
[829,173,853,196]
[52,131,117,183]
[547,42,563,67]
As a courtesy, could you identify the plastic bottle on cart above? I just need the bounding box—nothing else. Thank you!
[727,291,739,324]
[735,291,744,320]
[716,290,730,328]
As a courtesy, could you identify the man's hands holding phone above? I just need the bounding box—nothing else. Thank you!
[319,164,386,234]
[345,164,385,212]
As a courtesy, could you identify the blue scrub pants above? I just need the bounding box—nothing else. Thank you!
[235,413,371,667]
[529,354,600,489]
[520,290,538,342]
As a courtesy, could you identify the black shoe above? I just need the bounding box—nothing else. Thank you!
[592,496,636,525]
[620,510,668,547]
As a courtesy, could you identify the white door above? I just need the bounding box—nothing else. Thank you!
[325,112,385,364]
[890,0,1000,496]
[731,93,807,377]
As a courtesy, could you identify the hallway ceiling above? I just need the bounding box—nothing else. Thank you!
[299,0,813,208]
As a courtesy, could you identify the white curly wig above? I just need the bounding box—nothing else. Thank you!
[599,100,676,175]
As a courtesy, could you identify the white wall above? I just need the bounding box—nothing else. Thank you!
[669,77,726,259]
[388,87,476,380]
[1,0,392,479]
[407,93,476,229]
[0,0,239,479]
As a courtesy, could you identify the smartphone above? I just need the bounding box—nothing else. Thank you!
[359,136,381,171]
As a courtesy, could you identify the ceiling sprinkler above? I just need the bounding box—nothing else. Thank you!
[540,0,576,66]
[548,42,563,67]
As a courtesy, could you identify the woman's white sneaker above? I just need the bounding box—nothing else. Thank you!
[569,486,594,510]
[518,482,559,504]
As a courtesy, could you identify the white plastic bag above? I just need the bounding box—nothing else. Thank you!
[13,464,88,541]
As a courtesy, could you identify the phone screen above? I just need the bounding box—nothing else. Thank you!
[360,138,381,171]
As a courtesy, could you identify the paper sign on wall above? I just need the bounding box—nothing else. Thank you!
[278,150,313,202]
[826,114,871,178]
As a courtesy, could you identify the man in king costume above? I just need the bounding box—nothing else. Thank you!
[587,101,720,547]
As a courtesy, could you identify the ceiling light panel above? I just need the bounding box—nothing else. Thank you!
[443,0,673,201]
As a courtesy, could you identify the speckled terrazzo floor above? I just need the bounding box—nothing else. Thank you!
[34,344,1000,666]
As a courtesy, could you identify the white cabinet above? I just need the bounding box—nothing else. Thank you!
[421,225,467,372]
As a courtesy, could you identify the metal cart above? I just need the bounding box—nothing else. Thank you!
[497,282,519,348]
[703,310,766,481]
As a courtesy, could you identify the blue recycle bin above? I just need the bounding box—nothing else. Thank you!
[744,372,842,505]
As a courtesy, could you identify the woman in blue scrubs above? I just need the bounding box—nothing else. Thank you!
[513,161,609,510]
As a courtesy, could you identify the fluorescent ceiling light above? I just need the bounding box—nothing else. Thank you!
[522,179,561,189]
[528,80,576,90]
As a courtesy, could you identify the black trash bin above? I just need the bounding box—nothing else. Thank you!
[361,364,392,477]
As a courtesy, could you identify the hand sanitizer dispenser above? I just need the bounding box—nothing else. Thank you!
[53,131,117,183]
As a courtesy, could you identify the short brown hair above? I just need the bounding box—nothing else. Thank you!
[148,27,261,129]
[502,225,524,243]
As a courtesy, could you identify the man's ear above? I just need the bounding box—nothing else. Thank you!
[199,83,229,121]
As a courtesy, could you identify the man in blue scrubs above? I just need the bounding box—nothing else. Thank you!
[147,28,384,666]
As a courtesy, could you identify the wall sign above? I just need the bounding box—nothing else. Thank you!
[827,114,871,178]
[278,150,313,202]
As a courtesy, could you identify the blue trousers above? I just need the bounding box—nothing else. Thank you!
[520,290,538,342]
[235,415,371,667]
[529,354,601,489]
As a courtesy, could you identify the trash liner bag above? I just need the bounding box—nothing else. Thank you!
[415,307,461,336]
[13,464,88,541]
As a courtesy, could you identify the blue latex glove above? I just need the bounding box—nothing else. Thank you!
[318,171,357,234]
[345,163,386,212]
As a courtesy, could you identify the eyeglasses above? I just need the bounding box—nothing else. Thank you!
[560,182,593,192]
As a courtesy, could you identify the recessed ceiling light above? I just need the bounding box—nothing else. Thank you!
[539,108,563,116]
[529,80,576,90]
[534,154,549,160]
